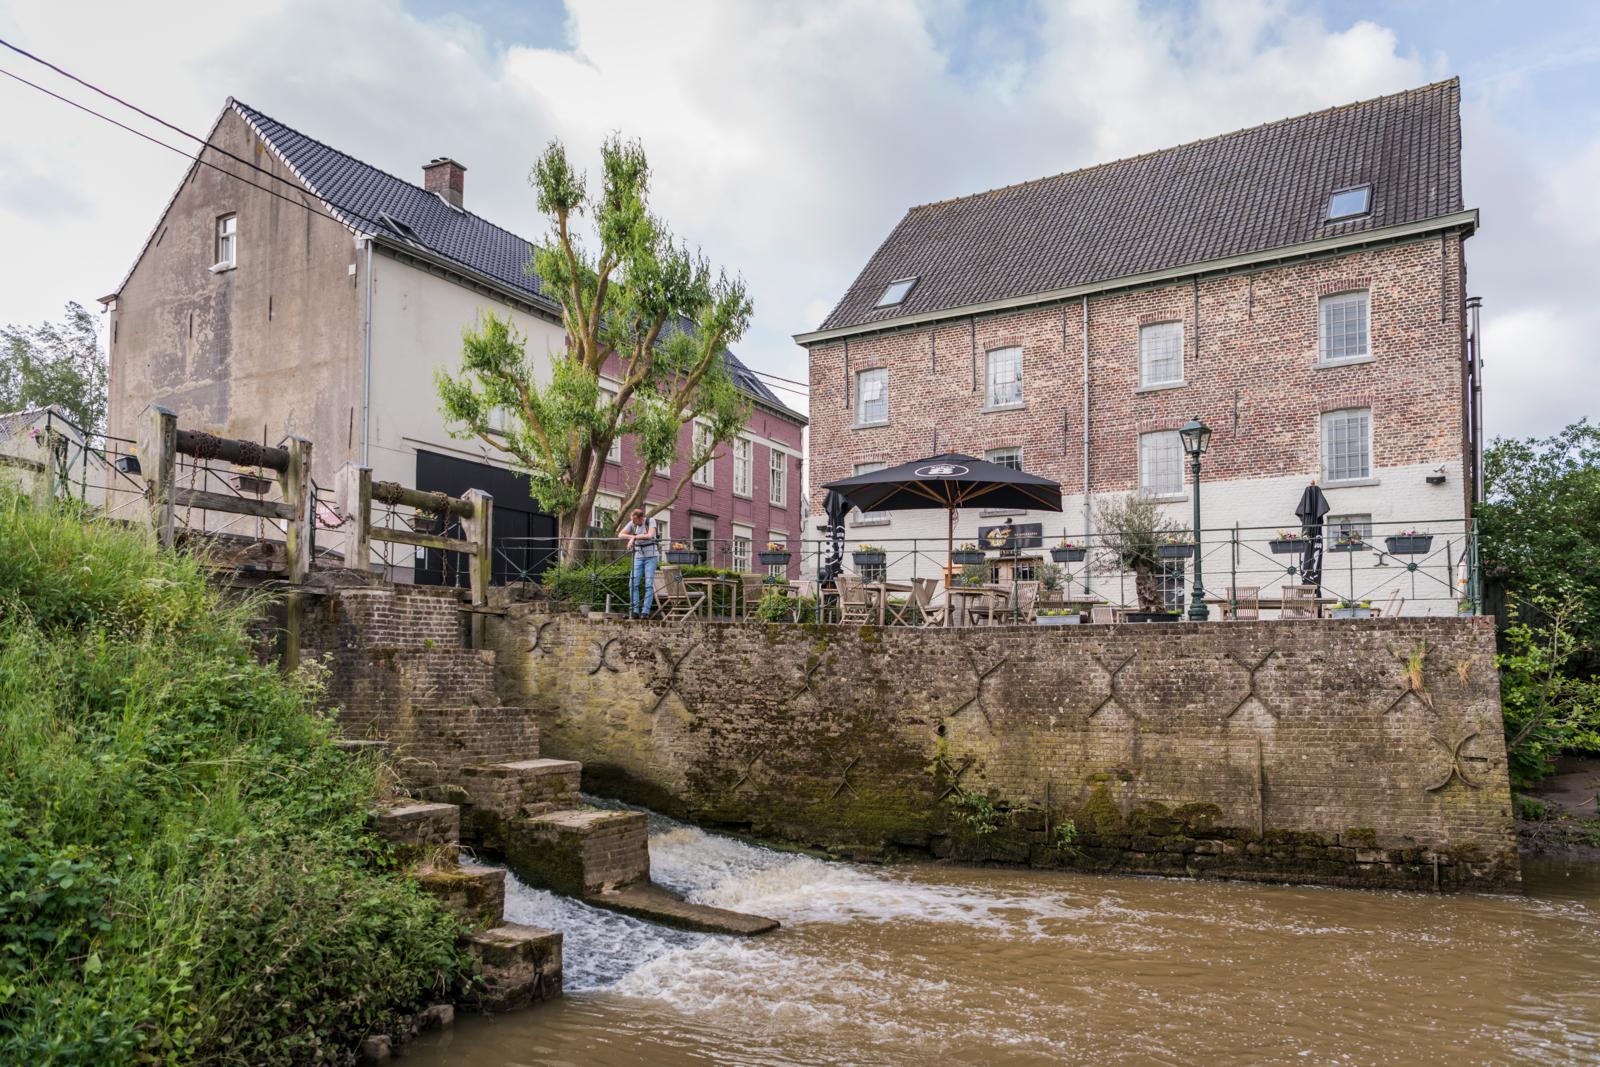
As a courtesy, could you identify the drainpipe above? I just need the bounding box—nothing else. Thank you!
[1467,296,1484,506]
[362,237,374,466]
[1081,295,1091,540]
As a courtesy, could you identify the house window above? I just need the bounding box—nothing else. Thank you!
[690,518,715,565]
[591,493,621,536]
[1322,408,1372,483]
[1138,431,1184,497]
[733,438,753,497]
[985,446,1022,471]
[1319,291,1370,364]
[487,405,514,434]
[852,461,889,525]
[214,213,236,268]
[1139,322,1183,387]
[692,423,714,487]
[856,368,887,425]
[1327,185,1371,220]
[600,389,622,462]
[986,346,1023,408]
[732,525,753,573]
[1157,561,1186,610]
[1325,513,1372,541]
[769,449,787,507]
[876,277,917,308]
[656,454,673,478]
[767,529,788,576]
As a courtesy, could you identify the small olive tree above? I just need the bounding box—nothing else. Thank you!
[1095,493,1184,612]
[436,136,752,563]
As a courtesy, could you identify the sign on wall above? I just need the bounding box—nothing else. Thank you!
[977,522,1042,553]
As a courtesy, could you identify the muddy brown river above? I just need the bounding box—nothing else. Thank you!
[408,814,1600,1066]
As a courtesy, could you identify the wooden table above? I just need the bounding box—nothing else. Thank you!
[946,584,1013,626]
[1205,595,1339,620]
[863,581,914,625]
[683,576,740,620]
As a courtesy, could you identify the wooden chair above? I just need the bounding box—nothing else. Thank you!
[909,577,946,627]
[656,566,706,620]
[1280,584,1317,619]
[834,574,873,625]
[1089,604,1116,625]
[740,575,769,620]
[1009,581,1041,624]
[1373,591,1403,618]
[1229,586,1261,621]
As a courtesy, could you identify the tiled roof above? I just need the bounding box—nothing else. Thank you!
[229,101,798,419]
[816,79,1466,335]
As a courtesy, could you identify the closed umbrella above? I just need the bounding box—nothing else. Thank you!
[1295,482,1331,592]
[819,488,851,584]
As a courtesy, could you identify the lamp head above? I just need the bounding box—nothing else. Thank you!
[1179,417,1212,458]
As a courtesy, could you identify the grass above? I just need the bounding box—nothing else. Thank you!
[0,493,472,1064]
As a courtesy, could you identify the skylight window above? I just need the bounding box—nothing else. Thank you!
[875,277,917,308]
[1326,185,1371,221]
[376,211,419,242]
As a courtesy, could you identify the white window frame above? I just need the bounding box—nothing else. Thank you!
[1138,321,1184,388]
[1325,513,1372,541]
[599,388,622,463]
[591,492,622,534]
[1318,291,1371,365]
[982,446,1026,516]
[732,437,753,498]
[691,422,714,488]
[769,448,787,507]
[1321,408,1373,484]
[213,213,237,270]
[985,346,1024,409]
[655,454,673,478]
[731,524,754,573]
[856,368,888,427]
[876,277,917,307]
[1138,430,1185,499]
[851,461,890,526]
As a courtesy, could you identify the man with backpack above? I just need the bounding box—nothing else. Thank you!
[621,507,660,618]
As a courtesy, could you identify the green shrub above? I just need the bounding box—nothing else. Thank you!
[0,493,471,1063]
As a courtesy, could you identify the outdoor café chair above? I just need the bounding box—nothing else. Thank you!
[740,574,770,620]
[909,577,945,627]
[1229,586,1261,620]
[834,574,874,625]
[1089,604,1116,625]
[1280,584,1317,619]
[656,566,706,620]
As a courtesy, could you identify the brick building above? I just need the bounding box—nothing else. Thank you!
[798,80,1483,611]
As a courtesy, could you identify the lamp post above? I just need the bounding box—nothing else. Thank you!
[1179,416,1212,621]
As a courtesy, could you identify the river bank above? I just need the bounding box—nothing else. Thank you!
[409,809,1600,1066]
[1519,756,1600,862]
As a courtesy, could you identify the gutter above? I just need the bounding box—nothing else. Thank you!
[793,209,1480,347]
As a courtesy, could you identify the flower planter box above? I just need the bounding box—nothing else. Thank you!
[1036,614,1082,626]
[1269,538,1307,555]
[852,552,886,568]
[951,551,986,566]
[1126,611,1182,623]
[1331,541,1369,553]
[758,551,792,566]
[232,472,274,495]
[1157,544,1194,559]
[1050,547,1087,563]
[665,550,699,565]
[1330,607,1373,619]
[1384,535,1433,555]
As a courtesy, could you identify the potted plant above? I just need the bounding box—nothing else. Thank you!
[1036,608,1082,626]
[1050,538,1087,563]
[1330,599,1374,619]
[1095,494,1184,622]
[1038,561,1067,604]
[1331,530,1369,552]
[852,543,886,567]
[758,540,792,566]
[1269,529,1308,554]
[1384,529,1434,555]
[1157,535,1195,559]
[665,540,699,565]
[951,542,986,566]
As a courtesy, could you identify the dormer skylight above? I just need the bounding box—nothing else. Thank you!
[376,211,419,242]
[1326,185,1371,221]
[875,277,918,308]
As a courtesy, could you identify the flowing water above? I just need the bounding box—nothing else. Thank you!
[408,809,1600,1066]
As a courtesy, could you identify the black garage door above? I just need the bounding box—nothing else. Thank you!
[414,449,557,587]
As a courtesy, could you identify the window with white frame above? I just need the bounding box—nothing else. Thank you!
[1321,408,1372,482]
[1157,561,1186,610]
[733,438,753,497]
[731,525,753,573]
[214,213,236,268]
[656,453,673,478]
[692,423,714,487]
[591,493,621,535]
[856,368,887,425]
[1139,321,1183,387]
[986,346,1023,408]
[1319,291,1370,364]
[767,529,787,575]
[487,405,513,434]
[769,449,787,507]
[1325,513,1372,541]
[599,388,622,462]
[985,446,1023,471]
[651,513,669,547]
[852,461,889,525]
[1138,431,1184,497]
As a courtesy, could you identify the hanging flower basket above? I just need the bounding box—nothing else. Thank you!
[852,549,886,567]
[1331,538,1369,553]
[951,550,986,566]
[665,542,699,565]
[1269,532,1308,554]
[758,550,791,566]
[1050,546,1087,563]
[1384,534,1433,555]
[1157,543,1194,559]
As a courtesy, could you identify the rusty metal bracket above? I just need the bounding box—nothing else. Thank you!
[1425,727,1484,792]
[647,639,699,714]
[587,636,620,675]
[933,753,976,800]
[527,618,555,656]
[1224,648,1279,720]
[1088,653,1136,720]
[950,651,1008,724]
[826,750,862,800]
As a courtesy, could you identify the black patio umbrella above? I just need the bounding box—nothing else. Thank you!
[821,452,1063,575]
[1295,482,1331,591]
[818,488,851,584]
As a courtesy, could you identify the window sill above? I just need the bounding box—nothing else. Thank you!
[981,509,1027,517]
[733,491,753,500]
[1322,477,1379,489]
[209,262,236,274]
[769,500,787,510]
[981,402,1026,414]
[1316,356,1376,369]
[1138,492,1189,504]
[851,517,891,528]
[852,420,889,430]
[691,481,714,491]
[1134,380,1186,394]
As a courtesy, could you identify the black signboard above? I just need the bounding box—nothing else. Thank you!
[978,522,1042,553]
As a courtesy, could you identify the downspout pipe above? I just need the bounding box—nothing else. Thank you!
[1081,295,1091,540]
[362,237,374,466]
[1467,296,1484,506]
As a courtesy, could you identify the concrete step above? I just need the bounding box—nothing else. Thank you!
[464,923,563,1011]
[506,808,650,898]
[590,882,780,936]
[459,758,582,843]
[412,861,506,928]
[370,801,460,862]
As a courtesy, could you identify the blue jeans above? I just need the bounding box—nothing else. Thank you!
[631,555,658,616]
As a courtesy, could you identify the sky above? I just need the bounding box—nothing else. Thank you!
[0,0,1596,441]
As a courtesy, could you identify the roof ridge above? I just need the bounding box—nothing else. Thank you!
[907,77,1460,213]
[228,98,546,252]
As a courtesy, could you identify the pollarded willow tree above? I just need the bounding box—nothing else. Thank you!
[436,136,752,563]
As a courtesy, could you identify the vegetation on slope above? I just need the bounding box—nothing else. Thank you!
[0,492,472,1064]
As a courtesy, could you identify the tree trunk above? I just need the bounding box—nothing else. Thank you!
[558,510,585,565]
[1134,563,1162,612]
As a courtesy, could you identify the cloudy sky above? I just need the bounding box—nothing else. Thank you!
[0,0,1595,439]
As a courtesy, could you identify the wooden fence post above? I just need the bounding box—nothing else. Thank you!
[461,488,493,649]
[136,405,177,547]
[279,436,312,670]
[333,462,373,574]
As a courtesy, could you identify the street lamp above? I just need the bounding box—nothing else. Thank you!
[1179,417,1212,621]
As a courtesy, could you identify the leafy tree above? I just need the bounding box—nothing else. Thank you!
[0,301,108,433]
[436,136,752,563]
[1498,595,1600,784]
[1094,493,1184,612]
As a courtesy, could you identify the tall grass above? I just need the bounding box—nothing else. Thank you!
[0,493,471,1064]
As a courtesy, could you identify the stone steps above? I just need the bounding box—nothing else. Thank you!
[460,758,583,842]
[465,924,564,1012]
[414,862,506,928]
[371,800,460,863]
[506,808,651,898]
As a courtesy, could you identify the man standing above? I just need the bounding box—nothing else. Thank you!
[621,507,660,618]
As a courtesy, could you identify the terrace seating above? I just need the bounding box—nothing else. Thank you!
[1229,586,1261,621]
[740,575,770,621]
[834,575,874,625]
[908,577,946,627]
[1280,584,1317,619]
[655,566,706,620]
[1089,604,1116,625]
[1012,581,1041,624]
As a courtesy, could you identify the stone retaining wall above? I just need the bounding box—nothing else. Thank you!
[487,611,1519,890]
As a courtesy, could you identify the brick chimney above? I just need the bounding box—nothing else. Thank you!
[423,157,466,208]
